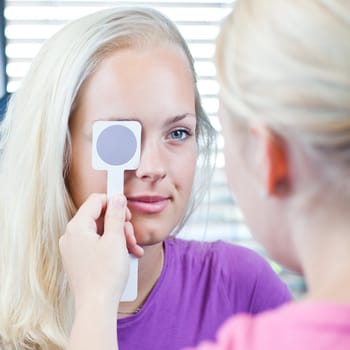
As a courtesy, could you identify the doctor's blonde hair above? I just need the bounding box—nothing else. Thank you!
[216,0,350,195]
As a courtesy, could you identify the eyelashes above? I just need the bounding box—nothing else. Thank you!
[168,128,193,141]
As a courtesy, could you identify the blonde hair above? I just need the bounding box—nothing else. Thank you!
[0,7,216,349]
[216,0,350,189]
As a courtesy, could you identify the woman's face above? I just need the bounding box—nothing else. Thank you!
[68,46,197,246]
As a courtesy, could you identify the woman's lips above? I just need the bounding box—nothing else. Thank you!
[127,196,170,214]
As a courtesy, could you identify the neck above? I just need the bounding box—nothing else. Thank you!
[118,242,164,318]
[294,212,350,303]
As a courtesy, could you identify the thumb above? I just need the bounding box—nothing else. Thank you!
[103,194,127,237]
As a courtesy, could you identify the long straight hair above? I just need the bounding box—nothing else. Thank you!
[0,7,216,349]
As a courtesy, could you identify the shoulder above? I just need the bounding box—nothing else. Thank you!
[165,238,268,274]
[188,304,297,350]
[164,238,291,312]
[165,237,251,258]
[210,302,350,349]
[213,308,286,349]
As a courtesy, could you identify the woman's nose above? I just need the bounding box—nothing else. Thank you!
[135,140,166,182]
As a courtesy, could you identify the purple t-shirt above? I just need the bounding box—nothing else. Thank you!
[117,238,291,350]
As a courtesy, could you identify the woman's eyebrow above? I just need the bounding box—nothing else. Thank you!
[165,113,196,126]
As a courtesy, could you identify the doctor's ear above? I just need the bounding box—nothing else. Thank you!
[250,125,291,197]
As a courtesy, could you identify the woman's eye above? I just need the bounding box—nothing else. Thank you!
[169,128,191,141]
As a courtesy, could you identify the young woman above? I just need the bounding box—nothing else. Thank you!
[0,7,291,350]
[184,0,350,349]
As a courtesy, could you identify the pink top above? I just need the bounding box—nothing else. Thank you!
[184,301,350,350]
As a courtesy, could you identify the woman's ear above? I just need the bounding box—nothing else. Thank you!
[251,125,290,197]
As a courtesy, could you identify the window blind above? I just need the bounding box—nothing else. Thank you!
[3,0,305,297]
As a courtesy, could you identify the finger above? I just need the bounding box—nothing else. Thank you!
[75,193,107,222]
[103,194,127,237]
[69,193,107,234]
[125,206,132,221]
[124,221,144,257]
